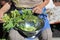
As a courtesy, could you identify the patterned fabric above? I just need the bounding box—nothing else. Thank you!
[13,0,43,8]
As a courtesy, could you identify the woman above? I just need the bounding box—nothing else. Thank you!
[9,0,52,40]
[0,0,52,40]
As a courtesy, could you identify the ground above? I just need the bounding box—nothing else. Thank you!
[53,38,60,40]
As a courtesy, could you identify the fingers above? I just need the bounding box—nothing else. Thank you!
[0,16,3,19]
[32,7,37,13]
[32,7,42,14]
[0,19,4,23]
[0,17,3,20]
[35,9,42,13]
[0,19,2,21]
[0,17,4,23]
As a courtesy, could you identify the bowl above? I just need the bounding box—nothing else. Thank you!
[16,18,44,37]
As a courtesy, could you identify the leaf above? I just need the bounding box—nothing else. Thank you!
[3,20,14,31]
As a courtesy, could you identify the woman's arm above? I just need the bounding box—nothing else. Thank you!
[39,0,50,8]
[0,3,10,19]
[33,0,50,14]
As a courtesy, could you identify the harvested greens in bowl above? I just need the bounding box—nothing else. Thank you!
[2,9,44,37]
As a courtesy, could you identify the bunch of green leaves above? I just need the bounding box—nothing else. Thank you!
[16,9,43,32]
[3,9,43,32]
[20,9,39,23]
[3,9,21,31]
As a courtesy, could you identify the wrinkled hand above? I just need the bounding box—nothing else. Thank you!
[32,5,43,14]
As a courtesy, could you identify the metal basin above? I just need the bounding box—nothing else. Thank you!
[17,18,44,37]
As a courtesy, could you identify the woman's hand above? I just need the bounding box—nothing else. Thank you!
[32,5,43,14]
[32,0,50,14]
[0,3,10,22]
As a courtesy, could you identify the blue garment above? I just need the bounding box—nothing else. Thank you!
[38,7,50,31]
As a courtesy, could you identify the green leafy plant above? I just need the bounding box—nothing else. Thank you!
[3,9,21,31]
[2,9,44,32]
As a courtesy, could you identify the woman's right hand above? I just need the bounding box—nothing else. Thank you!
[0,3,10,23]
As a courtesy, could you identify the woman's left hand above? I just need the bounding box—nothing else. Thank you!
[32,5,43,14]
